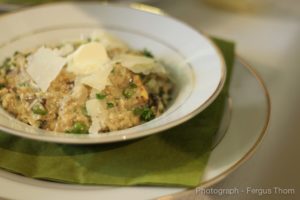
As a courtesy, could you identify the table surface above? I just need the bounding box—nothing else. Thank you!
[0,0,299,199]
[147,0,299,199]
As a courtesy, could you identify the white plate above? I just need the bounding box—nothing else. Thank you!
[0,56,270,200]
[0,2,225,144]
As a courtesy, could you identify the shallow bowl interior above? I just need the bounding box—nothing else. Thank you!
[0,2,225,144]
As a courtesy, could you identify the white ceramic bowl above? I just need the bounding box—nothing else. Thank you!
[0,2,226,144]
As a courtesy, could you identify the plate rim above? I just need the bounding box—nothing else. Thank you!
[0,3,271,196]
[159,55,271,199]
[0,55,271,200]
[0,2,227,144]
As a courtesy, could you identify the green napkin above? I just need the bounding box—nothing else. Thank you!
[0,38,234,187]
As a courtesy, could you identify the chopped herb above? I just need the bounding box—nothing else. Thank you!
[31,103,47,115]
[123,88,135,98]
[65,122,88,134]
[142,49,154,58]
[141,108,155,121]
[133,107,155,121]
[129,82,137,88]
[18,82,29,87]
[96,92,106,100]
[123,82,137,98]
[0,83,5,89]
[0,58,14,74]
[107,102,115,108]
[13,51,20,56]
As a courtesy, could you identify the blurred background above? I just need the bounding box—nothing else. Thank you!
[0,0,299,199]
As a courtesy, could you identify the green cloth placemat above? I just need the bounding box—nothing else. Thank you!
[0,38,234,187]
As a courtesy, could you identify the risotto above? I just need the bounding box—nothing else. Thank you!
[0,32,174,134]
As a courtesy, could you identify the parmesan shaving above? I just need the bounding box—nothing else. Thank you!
[114,54,166,75]
[86,99,106,134]
[80,63,113,91]
[26,47,66,92]
[67,42,109,75]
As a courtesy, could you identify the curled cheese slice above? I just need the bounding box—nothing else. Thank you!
[113,54,166,75]
[67,42,109,75]
[86,99,106,134]
[80,64,113,91]
[26,47,66,92]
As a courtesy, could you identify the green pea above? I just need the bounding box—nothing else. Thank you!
[96,92,106,100]
[123,88,135,98]
[107,102,114,108]
[0,83,6,89]
[31,103,47,115]
[129,82,137,88]
[66,122,88,134]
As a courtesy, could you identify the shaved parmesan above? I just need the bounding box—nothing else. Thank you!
[67,42,110,75]
[26,47,66,92]
[86,99,106,134]
[114,54,166,75]
[66,42,113,91]
[80,64,113,91]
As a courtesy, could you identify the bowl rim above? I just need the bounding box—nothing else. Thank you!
[0,2,227,144]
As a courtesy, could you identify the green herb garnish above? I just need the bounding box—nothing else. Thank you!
[31,103,47,115]
[123,82,137,98]
[142,49,154,58]
[129,82,137,88]
[18,82,29,87]
[123,88,135,99]
[65,122,88,134]
[133,107,155,121]
[107,102,115,108]
[141,108,155,121]
[0,83,6,89]
[96,92,106,100]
